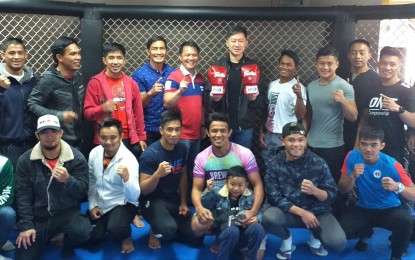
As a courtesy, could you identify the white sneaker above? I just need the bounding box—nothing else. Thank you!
[0,254,12,260]
[1,241,15,251]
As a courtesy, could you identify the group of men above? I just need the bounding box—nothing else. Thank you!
[0,22,414,260]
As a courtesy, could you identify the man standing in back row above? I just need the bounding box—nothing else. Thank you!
[205,25,266,149]
[28,37,84,150]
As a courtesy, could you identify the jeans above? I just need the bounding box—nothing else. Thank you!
[145,131,161,146]
[218,223,265,260]
[230,128,254,149]
[261,132,283,168]
[181,139,201,203]
[0,206,16,248]
[262,207,346,253]
[0,143,34,171]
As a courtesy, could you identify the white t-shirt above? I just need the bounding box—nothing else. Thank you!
[265,78,307,133]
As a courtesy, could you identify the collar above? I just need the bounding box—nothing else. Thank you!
[180,64,197,78]
[30,139,74,163]
[218,185,251,198]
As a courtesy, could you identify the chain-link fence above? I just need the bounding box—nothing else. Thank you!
[0,13,80,75]
[356,18,415,85]
[103,18,331,86]
[0,8,414,172]
[103,18,332,171]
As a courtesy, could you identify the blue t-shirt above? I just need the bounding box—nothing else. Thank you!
[342,150,412,209]
[139,140,188,202]
[132,62,175,132]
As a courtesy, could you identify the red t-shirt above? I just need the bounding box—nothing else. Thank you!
[106,75,129,139]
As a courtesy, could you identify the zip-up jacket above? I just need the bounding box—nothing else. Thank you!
[84,70,146,144]
[202,185,262,222]
[0,64,37,143]
[14,140,89,231]
[204,54,266,130]
[27,66,84,147]
[264,148,337,215]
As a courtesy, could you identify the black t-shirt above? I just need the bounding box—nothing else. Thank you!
[227,62,242,130]
[366,80,415,155]
[139,140,188,202]
[343,69,380,152]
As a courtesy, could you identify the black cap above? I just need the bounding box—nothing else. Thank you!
[282,122,306,138]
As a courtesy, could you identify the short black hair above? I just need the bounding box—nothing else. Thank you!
[98,117,122,136]
[146,35,167,50]
[226,25,248,39]
[160,109,182,128]
[50,36,78,64]
[359,126,385,143]
[179,40,200,55]
[103,42,126,57]
[380,46,402,61]
[348,39,371,51]
[2,37,26,52]
[279,49,299,67]
[227,166,248,182]
[206,112,230,131]
[316,45,339,61]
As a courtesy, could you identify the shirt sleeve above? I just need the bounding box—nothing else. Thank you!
[193,152,206,179]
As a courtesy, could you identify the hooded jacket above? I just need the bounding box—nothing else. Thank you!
[0,64,37,143]
[27,65,84,147]
[264,148,337,215]
[84,70,146,144]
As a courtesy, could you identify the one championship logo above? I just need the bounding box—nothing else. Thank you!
[244,71,256,77]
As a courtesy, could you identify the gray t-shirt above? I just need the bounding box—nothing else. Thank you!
[307,75,355,148]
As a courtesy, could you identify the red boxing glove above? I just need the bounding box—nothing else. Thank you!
[208,66,227,95]
[241,64,260,95]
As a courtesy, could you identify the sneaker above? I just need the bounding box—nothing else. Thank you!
[307,241,328,256]
[276,245,296,260]
[1,241,15,251]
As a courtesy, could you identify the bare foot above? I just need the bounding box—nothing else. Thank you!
[210,243,218,254]
[257,249,265,260]
[149,229,161,249]
[133,215,145,228]
[121,237,134,254]
[51,233,64,246]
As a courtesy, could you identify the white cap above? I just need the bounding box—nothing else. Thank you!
[37,115,61,132]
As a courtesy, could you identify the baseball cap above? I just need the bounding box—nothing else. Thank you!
[282,122,306,138]
[37,115,61,132]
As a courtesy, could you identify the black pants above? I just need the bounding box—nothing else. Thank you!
[310,145,346,217]
[90,203,137,241]
[0,142,34,170]
[15,208,92,260]
[339,205,412,259]
[140,198,202,246]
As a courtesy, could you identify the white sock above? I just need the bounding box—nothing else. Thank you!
[280,232,292,252]
[309,232,321,248]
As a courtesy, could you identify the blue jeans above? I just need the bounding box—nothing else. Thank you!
[181,139,201,202]
[218,223,265,260]
[261,132,283,168]
[0,206,16,248]
[230,128,254,149]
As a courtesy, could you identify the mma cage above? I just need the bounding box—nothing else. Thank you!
[1,1,414,171]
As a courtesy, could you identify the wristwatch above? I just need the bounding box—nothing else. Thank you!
[398,106,406,114]
[394,182,405,194]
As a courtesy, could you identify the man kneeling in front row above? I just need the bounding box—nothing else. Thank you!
[338,126,415,260]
